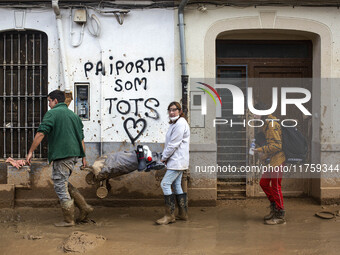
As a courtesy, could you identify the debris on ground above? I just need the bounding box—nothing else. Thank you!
[315,211,336,219]
[24,234,43,240]
[63,231,106,253]
[76,218,96,225]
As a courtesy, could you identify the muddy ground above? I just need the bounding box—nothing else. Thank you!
[1,198,340,255]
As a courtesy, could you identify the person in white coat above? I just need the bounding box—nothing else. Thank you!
[156,101,190,225]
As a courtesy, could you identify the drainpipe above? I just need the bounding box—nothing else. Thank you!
[178,0,189,116]
[52,0,72,103]
[178,0,189,192]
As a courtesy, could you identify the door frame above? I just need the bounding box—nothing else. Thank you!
[216,39,313,197]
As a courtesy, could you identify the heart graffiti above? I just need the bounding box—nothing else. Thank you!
[123,117,147,145]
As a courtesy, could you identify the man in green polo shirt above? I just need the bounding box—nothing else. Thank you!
[26,90,93,227]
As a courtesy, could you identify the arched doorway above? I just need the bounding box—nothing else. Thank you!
[201,16,329,199]
[215,32,313,199]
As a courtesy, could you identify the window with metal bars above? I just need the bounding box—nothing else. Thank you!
[0,30,48,159]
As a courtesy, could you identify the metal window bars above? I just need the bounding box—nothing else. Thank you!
[0,30,48,159]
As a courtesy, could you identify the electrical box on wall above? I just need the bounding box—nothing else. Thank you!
[75,83,90,120]
[73,9,87,23]
[190,91,205,128]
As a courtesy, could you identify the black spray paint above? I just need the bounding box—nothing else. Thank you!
[86,56,165,144]
[123,118,147,145]
[84,57,165,78]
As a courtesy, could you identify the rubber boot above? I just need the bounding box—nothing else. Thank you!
[68,184,94,222]
[156,194,176,225]
[264,201,276,220]
[54,199,75,227]
[265,209,286,225]
[176,193,188,221]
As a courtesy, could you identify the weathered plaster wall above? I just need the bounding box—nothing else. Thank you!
[182,6,340,202]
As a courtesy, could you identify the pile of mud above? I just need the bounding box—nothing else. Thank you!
[63,231,106,253]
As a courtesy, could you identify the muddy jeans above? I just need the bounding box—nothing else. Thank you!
[52,157,78,202]
[160,170,184,196]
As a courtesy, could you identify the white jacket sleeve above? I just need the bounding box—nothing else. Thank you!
[161,121,185,161]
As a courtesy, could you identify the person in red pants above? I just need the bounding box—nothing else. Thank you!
[253,103,286,225]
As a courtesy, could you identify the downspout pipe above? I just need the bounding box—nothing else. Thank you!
[178,0,189,116]
[52,0,71,93]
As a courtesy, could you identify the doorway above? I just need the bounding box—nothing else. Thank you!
[216,40,312,199]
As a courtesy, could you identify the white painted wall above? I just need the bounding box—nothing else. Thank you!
[68,9,176,144]
[0,8,176,145]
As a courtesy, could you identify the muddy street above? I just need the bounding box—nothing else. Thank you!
[0,198,340,255]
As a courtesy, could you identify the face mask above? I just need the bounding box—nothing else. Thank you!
[170,116,180,122]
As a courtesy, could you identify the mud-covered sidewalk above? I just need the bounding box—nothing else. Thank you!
[1,198,340,255]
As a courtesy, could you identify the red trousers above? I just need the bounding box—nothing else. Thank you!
[259,164,284,210]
